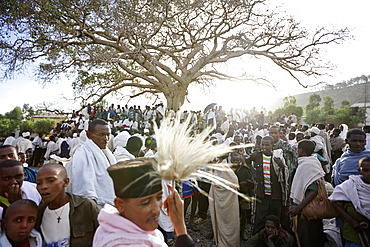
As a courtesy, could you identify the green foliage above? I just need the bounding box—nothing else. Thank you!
[333,107,366,127]
[341,99,350,108]
[322,96,334,115]
[19,120,34,133]
[304,107,325,125]
[283,96,297,107]
[0,118,14,137]
[322,75,370,90]
[305,105,366,127]
[0,0,350,109]
[271,96,302,121]
[271,104,303,121]
[0,107,24,134]
[33,119,55,134]
[306,94,321,112]
[22,103,38,120]
[284,105,303,117]
[5,107,23,121]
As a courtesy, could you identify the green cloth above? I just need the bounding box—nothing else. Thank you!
[338,201,370,244]
[0,196,10,207]
[291,181,318,206]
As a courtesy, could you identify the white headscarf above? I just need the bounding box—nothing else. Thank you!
[339,124,348,139]
[113,131,131,149]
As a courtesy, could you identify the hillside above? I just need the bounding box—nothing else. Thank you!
[272,83,370,110]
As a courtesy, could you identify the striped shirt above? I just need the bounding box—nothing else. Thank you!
[263,154,272,195]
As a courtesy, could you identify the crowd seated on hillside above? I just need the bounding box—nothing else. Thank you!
[1,101,370,247]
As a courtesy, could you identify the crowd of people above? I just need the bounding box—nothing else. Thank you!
[0,102,369,247]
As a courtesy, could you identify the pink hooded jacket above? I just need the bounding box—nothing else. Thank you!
[93,204,167,247]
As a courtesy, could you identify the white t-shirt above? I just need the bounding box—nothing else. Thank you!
[41,203,70,246]
[77,117,85,130]
[17,138,33,153]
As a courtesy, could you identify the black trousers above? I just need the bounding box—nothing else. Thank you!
[253,195,282,235]
[297,216,325,247]
[197,181,211,219]
[32,148,45,166]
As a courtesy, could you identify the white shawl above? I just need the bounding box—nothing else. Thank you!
[0,229,43,247]
[113,146,135,162]
[158,180,174,232]
[56,137,67,155]
[209,163,240,247]
[71,138,117,206]
[290,155,325,205]
[329,175,370,220]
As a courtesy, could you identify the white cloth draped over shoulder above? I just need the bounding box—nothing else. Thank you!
[113,146,135,162]
[0,229,42,247]
[69,130,87,157]
[113,131,131,150]
[17,138,33,153]
[329,175,370,220]
[209,163,240,247]
[44,141,58,160]
[3,136,16,146]
[290,155,325,205]
[71,138,116,206]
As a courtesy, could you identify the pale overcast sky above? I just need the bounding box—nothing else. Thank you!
[1,0,369,114]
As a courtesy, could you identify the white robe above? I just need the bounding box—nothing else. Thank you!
[209,163,240,247]
[17,138,33,153]
[3,136,16,146]
[44,141,58,160]
[71,138,116,207]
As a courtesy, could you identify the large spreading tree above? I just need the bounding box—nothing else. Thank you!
[0,0,349,110]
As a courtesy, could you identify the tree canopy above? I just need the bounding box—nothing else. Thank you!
[321,75,369,91]
[304,94,365,127]
[283,96,297,107]
[0,106,23,136]
[306,93,321,112]
[322,96,334,115]
[0,0,349,110]
[33,118,55,134]
[271,96,303,121]
[0,105,56,136]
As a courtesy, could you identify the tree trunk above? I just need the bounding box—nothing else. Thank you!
[163,86,187,111]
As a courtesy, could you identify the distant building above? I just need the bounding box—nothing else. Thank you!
[33,112,68,127]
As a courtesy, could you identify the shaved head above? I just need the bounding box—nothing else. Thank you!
[38,163,67,179]
[4,199,38,220]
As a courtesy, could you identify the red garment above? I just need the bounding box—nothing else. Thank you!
[21,239,30,247]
